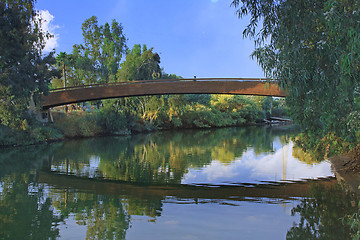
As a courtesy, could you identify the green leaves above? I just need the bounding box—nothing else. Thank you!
[117,44,161,81]
[0,1,56,129]
[72,16,127,84]
[233,0,360,139]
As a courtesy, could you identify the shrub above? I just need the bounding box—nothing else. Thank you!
[97,110,129,134]
[294,132,352,161]
[54,111,101,138]
[347,111,360,142]
[31,126,63,142]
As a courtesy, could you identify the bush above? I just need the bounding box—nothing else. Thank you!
[347,111,360,142]
[31,125,63,142]
[97,110,129,134]
[271,108,287,117]
[294,132,352,161]
[54,111,101,138]
[0,125,24,146]
[170,117,182,128]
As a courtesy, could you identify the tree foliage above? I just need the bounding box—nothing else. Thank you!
[72,16,127,84]
[117,44,161,81]
[0,0,57,128]
[114,44,162,122]
[232,0,360,139]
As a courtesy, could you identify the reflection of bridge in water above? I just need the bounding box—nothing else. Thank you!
[41,78,286,109]
[39,170,335,201]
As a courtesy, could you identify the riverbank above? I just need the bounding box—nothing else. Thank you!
[0,107,292,148]
[330,150,360,194]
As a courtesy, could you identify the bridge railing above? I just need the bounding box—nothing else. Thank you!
[49,78,271,92]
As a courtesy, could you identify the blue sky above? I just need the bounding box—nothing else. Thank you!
[35,0,264,78]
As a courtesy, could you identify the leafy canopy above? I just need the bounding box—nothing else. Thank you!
[117,44,161,81]
[232,0,360,139]
[72,16,127,84]
[0,0,57,129]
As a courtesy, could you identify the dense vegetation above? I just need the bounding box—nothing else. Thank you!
[45,94,286,140]
[0,1,56,131]
[231,0,360,157]
[0,1,288,147]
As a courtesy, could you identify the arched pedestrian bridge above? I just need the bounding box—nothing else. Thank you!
[41,78,286,110]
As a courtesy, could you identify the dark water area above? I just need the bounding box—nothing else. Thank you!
[0,125,358,239]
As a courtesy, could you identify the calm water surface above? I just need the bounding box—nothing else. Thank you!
[0,126,356,239]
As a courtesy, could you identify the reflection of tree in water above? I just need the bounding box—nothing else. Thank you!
[49,189,162,239]
[0,173,161,240]
[0,125,302,240]
[292,146,322,165]
[286,183,358,240]
[0,143,61,178]
[0,173,62,240]
[0,150,157,240]
[49,125,299,184]
[51,191,131,239]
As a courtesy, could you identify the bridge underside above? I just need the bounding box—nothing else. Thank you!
[42,79,286,110]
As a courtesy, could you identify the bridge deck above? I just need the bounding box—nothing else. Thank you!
[41,78,286,109]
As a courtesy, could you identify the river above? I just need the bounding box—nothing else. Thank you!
[0,125,357,239]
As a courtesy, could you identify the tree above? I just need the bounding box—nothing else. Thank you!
[116,44,162,121]
[231,0,360,139]
[72,16,127,84]
[51,52,77,89]
[117,44,161,81]
[0,0,57,129]
[161,73,182,80]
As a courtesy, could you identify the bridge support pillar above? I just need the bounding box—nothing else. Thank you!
[28,94,53,123]
[40,109,53,123]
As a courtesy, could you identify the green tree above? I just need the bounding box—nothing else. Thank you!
[117,44,161,81]
[116,44,162,121]
[161,72,182,80]
[232,0,360,139]
[52,52,81,89]
[210,95,261,123]
[72,16,127,84]
[0,0,57,129]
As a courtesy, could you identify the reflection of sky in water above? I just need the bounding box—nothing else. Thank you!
[182,138,333,185]
[126,201,299,240]
[49,133,333,185]
[57,196,300,240]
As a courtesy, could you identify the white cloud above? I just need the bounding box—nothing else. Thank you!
[37,10,59,52]
[202,160,239,181]
[182,140,333,185]
[240,142,333,181]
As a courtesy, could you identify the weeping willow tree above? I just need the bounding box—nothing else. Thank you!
[232,0,360,141]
